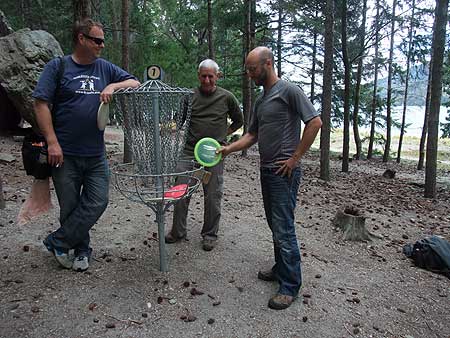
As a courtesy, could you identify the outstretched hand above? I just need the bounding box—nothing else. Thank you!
[217,146,231,158]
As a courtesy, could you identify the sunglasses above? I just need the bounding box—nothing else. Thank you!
[83,34,105,46]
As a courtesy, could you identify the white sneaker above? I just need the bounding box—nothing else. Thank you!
[72,256,89,272]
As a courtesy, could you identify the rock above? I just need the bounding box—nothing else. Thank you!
[207,318,215,324]
[190,288,204,296]
[302,316,308,322]
[88,303,97,311]
[212,301,221,306]
[184,315,197,322]
[22,245,29,252]
[183,281,190,287]
[105,323,116,329]
[0,29,63,132]
[168,299,177,305]
[0,153,15,163]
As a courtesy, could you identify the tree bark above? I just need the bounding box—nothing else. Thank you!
[320,0,334,181]
[425,0,448,198]
[383,0,397,163]
[367,0,380,160]
[397,0,416,163]
[73,0,91,23]
[0,10,13,37]
[341,0,350,172]
[276,1,283,77]
[121,0,132,164]
[207,0,215,60]
[241,0,255,157]
[310,12,318,104]
[351,0,367,160]
[418,66,432,170]
[332,208,373,241]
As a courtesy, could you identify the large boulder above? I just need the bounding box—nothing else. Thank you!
[0,28,63,132]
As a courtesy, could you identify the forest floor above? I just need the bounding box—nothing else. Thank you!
[0,128,449,338]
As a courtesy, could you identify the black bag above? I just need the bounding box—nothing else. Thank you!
[22,56,66,179]
[403,236,450,278]
[21,132,51,179]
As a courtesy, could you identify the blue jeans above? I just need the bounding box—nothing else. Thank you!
[46,154,109,256]
[260,166,302,297]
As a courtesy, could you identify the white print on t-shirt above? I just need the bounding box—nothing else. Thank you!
[74,75,101,94]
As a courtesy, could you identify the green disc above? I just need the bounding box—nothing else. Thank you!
[194,137,222,167]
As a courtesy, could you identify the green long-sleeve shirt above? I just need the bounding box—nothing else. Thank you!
[184,86,243,155]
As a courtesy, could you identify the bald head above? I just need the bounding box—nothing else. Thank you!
[247,47,275,68]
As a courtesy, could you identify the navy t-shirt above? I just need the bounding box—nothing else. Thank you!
[33,56,136,156]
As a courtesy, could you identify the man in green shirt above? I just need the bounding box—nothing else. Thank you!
[165,59,243,251]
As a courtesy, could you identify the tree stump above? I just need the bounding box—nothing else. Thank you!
[332,206,375,241]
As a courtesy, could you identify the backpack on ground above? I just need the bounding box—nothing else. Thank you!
[403,235,450,278]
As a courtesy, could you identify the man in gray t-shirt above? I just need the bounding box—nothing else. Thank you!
[220,47,322,310]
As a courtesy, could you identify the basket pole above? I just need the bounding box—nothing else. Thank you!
[152,92,168,272]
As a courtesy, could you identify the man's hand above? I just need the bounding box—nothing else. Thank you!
[275,157,298,177]
[100,84,116,103]
[217,146,232,157]
[47,141,64,167]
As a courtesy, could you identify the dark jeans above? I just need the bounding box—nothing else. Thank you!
[46,154,109,256]
[260,166,302,297]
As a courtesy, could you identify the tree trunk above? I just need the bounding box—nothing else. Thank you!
[110,0,120,65]
[367,0,380,160]
[320,0,334,181]
[341,0,350,172]
[73,0,91,22]
[425,0,448,198]
[121,0,132,164]
[207,0,215,60]
[397,0,416,163]
[351,0,367,160]
[383,0,397,163]
[418,67,432,170]
[241,0,255,157]
[0,10,13,37]
[310,12,318,104]
[276,1,283,77]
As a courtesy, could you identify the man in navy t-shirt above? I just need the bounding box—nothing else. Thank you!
[33,18,140,272]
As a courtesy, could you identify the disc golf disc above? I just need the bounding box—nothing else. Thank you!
[97,102,110,131]
[194,137,222,167]
[164,184,188,199]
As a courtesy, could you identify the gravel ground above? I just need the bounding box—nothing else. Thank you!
[1,129,449,338]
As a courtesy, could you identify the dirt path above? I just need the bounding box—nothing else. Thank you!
[1,131,449,338]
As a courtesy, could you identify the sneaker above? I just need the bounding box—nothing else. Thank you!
[257,269,277,282]
[268,294,295,310]
[202,238,216,251]
[165,232,186,244]
[73,256,89,272]
[43,239,73,269]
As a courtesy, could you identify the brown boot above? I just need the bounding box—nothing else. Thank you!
[257,268,277,282]
[165,232,186,244]
[202,238,216,251]
[268,294,295,310]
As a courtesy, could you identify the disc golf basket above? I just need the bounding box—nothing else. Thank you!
[111,79,202,272]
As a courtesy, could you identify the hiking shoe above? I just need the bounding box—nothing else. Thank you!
[43,239,73,269]
[165,232,186,244]
[257,269,277,282]
[202,238,216,251]
[268,294,295,310]
[73,256,89,272]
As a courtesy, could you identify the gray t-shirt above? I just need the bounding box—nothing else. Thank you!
[248,79,319,167]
